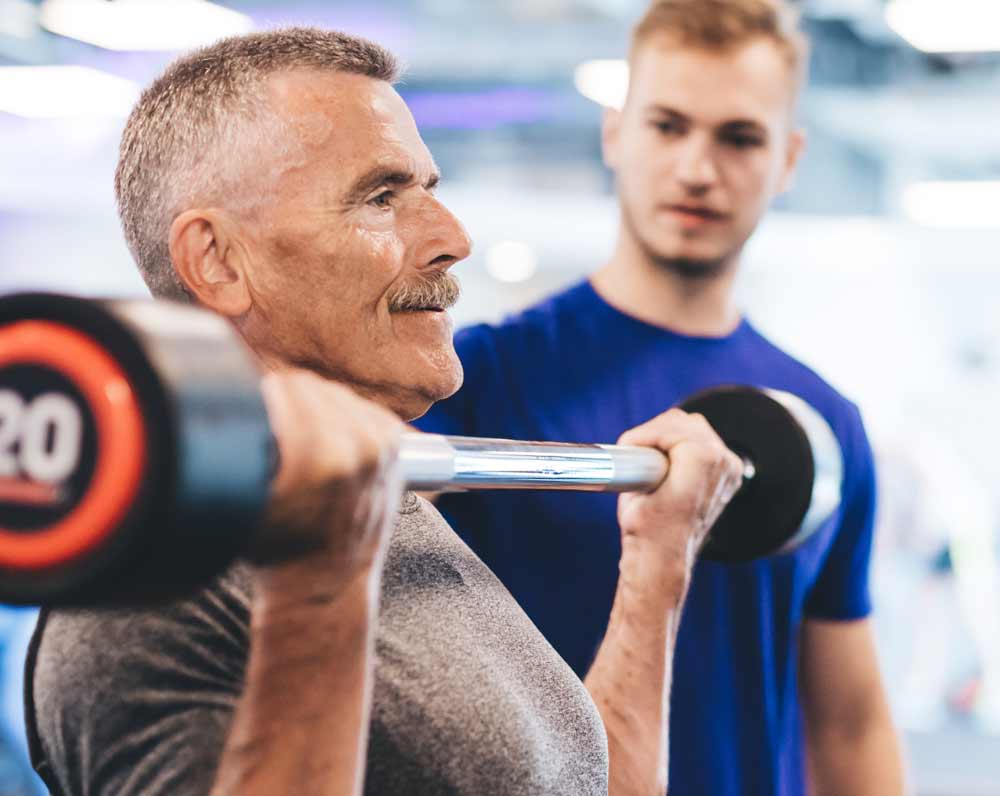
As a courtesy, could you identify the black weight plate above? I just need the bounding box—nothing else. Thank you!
[680,386,814,563]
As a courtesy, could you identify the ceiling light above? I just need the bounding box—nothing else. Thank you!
[0,66,139,118]
[486,241,539,283]
[573,59,628,110]
[39,0,252,52]
[901,181,1000,228]
[885,0,1000,53]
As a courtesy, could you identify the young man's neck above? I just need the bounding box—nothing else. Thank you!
[591,229,742,338]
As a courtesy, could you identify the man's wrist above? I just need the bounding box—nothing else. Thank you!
[618,534,697,609]
[252,558,381,628]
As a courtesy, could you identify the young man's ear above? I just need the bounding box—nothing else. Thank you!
[601,106,623,171]
[777,128,807,196]
[169,209,252,317]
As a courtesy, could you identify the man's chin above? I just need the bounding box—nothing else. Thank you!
[429,363,464,406]
[662,257,727,278]
[641,238,733,278]
[397,363,464,422]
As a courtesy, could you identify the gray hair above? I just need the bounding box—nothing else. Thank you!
[114,27,400,301]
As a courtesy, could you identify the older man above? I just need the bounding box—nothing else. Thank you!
[25,28,743,796]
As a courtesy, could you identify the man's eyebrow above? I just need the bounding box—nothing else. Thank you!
[345,166,441,202]
[645,104,689,122]
[720,119,767,131]
[645,106,767,132]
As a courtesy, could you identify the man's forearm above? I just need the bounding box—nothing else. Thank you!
[800,618,906,796]
[213,563,381,796]
[808,720,905,796]
[584,546,689,796]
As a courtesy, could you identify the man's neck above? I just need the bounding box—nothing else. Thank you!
[591,230,742,338]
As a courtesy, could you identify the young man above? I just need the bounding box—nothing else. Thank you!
[25,27,743,796]
[416,1,905,793]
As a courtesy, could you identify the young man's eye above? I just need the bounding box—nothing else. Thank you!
[724,134,764,149]
[652,121,681,135]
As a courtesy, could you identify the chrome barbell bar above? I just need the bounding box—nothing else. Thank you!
[400,433,671,492]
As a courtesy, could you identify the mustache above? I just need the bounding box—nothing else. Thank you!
[387,271,461,312]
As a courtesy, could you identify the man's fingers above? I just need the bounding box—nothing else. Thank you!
[261,370,404,494]
[618,408,709,451]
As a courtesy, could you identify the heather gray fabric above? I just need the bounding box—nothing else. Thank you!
[28,494,609,796]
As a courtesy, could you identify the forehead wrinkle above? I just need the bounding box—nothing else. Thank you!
[343,135,438,198]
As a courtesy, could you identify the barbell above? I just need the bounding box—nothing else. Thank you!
[0,292,843,605]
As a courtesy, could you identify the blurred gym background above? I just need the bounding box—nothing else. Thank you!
[0,1,998,793]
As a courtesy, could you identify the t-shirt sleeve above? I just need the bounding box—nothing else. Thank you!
[803,404,877,621]
[29,570,250,796]
[414,323,500,437]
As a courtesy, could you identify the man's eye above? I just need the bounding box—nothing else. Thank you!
[370,190,394,208]
[724,134,764,149]
[652,121,681,135]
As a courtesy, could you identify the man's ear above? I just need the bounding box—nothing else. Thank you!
[777,127,806,196]
[601,106,623,171]
[169,209,252,318]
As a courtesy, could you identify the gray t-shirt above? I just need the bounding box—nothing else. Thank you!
[27,494,608,796]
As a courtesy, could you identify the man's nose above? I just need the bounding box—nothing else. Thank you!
[423,197,472,269]
[673,133,719,191]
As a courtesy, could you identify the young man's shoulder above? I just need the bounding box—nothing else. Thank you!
[739,322,865,439]
[450,284,867,448]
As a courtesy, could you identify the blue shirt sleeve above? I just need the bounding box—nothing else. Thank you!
[803,404,877,621]
[414,323,497,437]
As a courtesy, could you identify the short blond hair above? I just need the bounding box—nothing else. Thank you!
[630,0,809,89]
[115,27,399,301]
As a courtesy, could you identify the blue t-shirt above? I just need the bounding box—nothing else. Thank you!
[415,280,877,796]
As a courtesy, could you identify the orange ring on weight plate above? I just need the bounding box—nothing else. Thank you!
[0,321,147,570]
